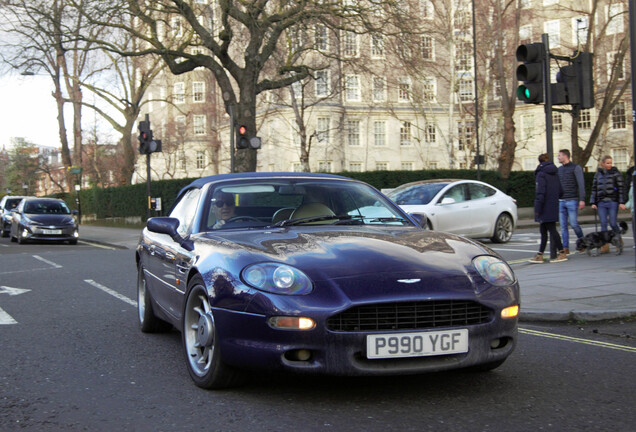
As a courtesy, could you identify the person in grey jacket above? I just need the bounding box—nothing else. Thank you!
[557,149,585,254]
[590,155,626,233]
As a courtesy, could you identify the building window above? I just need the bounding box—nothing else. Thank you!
[522,114,535,139]
[545,20,560,48]
[420,0,434,18]
[401,162,414,170]
[398,77,411,102]
[611,102,626,129]
[173,82,185,104]
[315,25,328,51]
[345,75,361,101]
[193,82,205,103]
[523,157,536,171]
[519,25,532,44]
[292,163,303,172]
[457,121,474,150]
[607,4,624,35]
[459,79,473,102]
[607,52,625,81]
[317,117,330,143]
[176,115,186,135]
[371,34,384,58]
[423,78,436,102]
[612,148,628,171]
[196,151,206,169]
[346,120,360,146]
[400,121,412,146]
[376,162,388,171]
[373,77,386,102]
[455,41,472,71]
[421,36,434,60]
[315,70,330,97]
[578,109,592,129]
[318,161,332,172]
[193,115,206,135]
[344,32,359,57]
[374,121,386,146]
[552,112,562,133]
[171,17,183,37]
[425,123,436,143]
[349,162,362,172]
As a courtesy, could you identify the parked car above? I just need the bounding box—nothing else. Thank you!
[386,179,518,243]
[10,197,79,244]
[136,172,519,389]
[0,195,30,238]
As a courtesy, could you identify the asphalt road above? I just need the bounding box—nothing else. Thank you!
[1,236,636,431]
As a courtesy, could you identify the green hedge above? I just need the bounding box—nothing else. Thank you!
[55,170,600,221]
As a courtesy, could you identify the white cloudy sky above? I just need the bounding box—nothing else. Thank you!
[0,74,61,149]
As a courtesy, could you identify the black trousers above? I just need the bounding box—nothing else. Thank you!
[539,221,563,258]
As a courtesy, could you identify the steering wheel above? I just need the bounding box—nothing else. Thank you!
[224,216,261,223]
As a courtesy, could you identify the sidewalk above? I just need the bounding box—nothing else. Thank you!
[78,221,636,323]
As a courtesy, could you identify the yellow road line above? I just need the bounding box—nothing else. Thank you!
[519,327,636,353]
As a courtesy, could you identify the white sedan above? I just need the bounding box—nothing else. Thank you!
[386,179,518,243]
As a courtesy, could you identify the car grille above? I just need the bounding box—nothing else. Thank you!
[326,300,493,332]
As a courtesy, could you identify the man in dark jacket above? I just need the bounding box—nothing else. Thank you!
[529,154,568,263]
[557,149,585,254]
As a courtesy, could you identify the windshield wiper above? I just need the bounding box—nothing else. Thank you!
[366,217,408,223]
[272,215,359,227]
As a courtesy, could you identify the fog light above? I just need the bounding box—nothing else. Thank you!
[284,349,313,362]
[73,230,79,238]
[22,229,29,237]
[268,316,316,330]
[501,305,519,319]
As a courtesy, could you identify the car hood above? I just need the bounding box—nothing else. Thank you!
[195,226,492,282]
[24,213,75,225]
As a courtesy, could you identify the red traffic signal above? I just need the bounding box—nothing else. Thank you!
[236,125,249,149]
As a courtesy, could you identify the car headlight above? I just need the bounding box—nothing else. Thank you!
[472,256,515,287]
[241,263,313,295]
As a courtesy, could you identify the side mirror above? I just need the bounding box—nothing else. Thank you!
[440,197,456,205]
[409,212,428,228]
[147,217,194,251]
[71,209,79,215]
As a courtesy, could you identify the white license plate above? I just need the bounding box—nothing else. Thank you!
[367,329,469,359]
[42,229,62,235]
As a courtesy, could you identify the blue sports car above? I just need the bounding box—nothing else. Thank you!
[136,173,519,389]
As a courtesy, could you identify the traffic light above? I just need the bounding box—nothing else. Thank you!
[553,52,594,108]
[137,120,162,154]
[576,52,594,109]
[138,120,152,154]
[236,125,249,149]
[516,43,546,104]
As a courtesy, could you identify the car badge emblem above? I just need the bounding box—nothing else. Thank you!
[397,279,421,284]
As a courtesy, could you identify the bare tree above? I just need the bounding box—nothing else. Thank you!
[72,0,395,172]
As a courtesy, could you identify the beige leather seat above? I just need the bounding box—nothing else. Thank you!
[289,203,336,225]
[272,207,295,224]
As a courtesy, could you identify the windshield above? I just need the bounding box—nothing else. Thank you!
[387,183,448,205]
[201,179,412,230]
[24,200,71,215]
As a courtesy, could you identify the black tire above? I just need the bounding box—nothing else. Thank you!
[182,275,245,389]
[490,214,513,243]
[137,265,172,333]
[68,239,78,245]
[1,225,8,238]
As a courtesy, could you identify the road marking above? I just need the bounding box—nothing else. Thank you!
[0,307,17,325]
[520,327,636,353]
[0,286,30,325]
[492,248,537,253]
[78,240,116,250]
[84,279,137,307]
[32,255,62,269]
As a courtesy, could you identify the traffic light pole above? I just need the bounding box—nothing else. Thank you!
[146,152,151,220]
[229,105,235,173]
[542,34,554,160]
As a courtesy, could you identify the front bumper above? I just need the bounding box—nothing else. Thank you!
[19,225,79,242]
[212,307,517,376]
